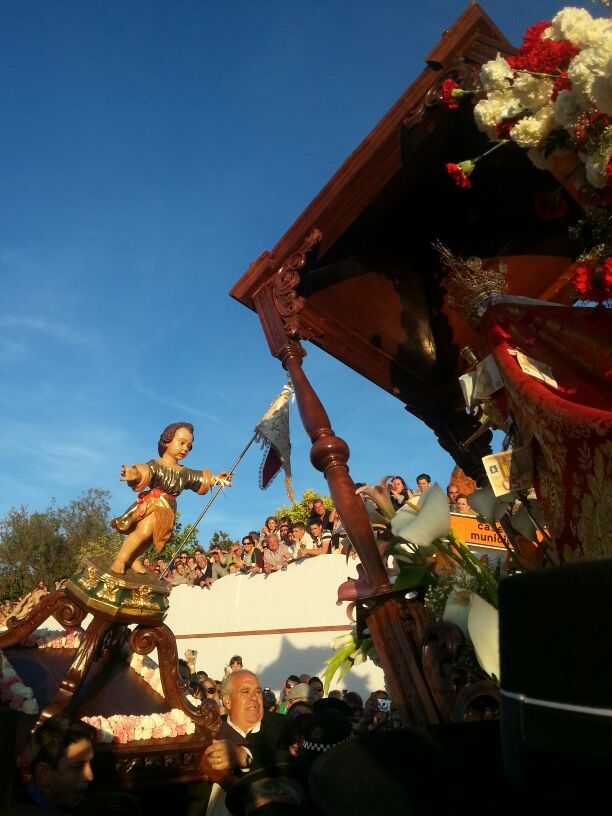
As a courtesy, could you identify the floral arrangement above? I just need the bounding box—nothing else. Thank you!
[323,479,553,690]
[81,709,196,744]
[1,627,197,743]
[442,5,612,303]
[19,627,85,650]
[129,651,164,697]
[0,650,39,714]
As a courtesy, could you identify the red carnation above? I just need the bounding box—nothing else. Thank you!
[575,264,595,298]
[551,72,572,101]
[446,161,474,189]
[521,20,552,51]
[496,117,518,139]
[441,79,460,109]
[575,260,612,302]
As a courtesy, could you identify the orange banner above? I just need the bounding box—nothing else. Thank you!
[449,512,504,549]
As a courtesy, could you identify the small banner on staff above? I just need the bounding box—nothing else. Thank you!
[255,384,295,502]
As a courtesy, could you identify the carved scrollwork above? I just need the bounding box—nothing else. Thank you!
[53,599,87,630]
[403,60,482,131]
[272,228,322,338]
[452,679,500,722]
[129,625,157,656]
[116,751,201,777]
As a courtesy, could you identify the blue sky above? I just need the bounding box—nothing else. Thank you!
[0,0,564,543]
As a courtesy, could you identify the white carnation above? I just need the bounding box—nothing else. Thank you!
[549,7,594,46]
[553,88,590,128]
[480,53,513,93]
[583,153,609,188]
[11,682,33,698]
[568,47,608,100]
[549,7,611,49]
[591,71,612,117]
[511,105,556,148]
[474,91,522,138]
[512,73,554,112]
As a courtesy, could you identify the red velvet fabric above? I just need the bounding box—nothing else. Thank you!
[480,302,612,563]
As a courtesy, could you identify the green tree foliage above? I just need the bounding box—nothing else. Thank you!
[274,489,334,525]
[0,489,119,600]
[208,530,233,551]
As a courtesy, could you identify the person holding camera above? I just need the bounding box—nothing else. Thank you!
[353,690,393,734]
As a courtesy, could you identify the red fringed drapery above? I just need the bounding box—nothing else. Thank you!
[480,302,612,563]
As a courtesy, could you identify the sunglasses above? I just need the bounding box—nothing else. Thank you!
[204,687,216,695]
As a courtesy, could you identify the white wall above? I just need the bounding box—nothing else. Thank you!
[165,557,385,698]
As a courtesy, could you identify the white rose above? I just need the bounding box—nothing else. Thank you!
[511,105,556,148]
[22,698,39,715]
[11,682,33,698]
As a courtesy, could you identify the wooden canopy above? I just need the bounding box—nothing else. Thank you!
[231,2,578,479]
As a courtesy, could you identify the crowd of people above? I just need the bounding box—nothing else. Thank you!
[0,475,477,612]
[7,657,396,816]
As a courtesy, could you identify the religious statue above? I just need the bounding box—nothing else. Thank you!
[110,422,230,575]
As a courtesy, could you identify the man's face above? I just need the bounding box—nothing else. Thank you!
[309,522,322,539]
[309,680,324,701]
[38,738,94,810]
[447,485,459,502]
[313,501,325,518]
[279,524,289,539]
[223,671,263,732]
[267,535,279,552]
[291,528,304,543]
[417,478,430,493]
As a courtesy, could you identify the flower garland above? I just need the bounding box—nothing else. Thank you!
[81,709,196,744]
[19,627,85,650]
[0,651,39,715]
[0,627,197,744]
[442,6,612,302]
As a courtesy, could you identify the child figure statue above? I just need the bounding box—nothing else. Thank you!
[110,422,230,575]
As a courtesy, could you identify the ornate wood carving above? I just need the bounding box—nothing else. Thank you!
[130,624,221,731]
[38,616,114,723]
[1,590,86,649]
[271,228,321,337]
[402,59,482,130]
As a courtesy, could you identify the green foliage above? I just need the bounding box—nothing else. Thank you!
[0,489,118,600]
[208,530,233,551]
[274,489,333,525]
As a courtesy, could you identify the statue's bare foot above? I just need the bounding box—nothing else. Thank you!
[130,558,147,575]
[110,559,127,575]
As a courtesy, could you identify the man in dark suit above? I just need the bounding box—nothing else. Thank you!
[204,670,285,775]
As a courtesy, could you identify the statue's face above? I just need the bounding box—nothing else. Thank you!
[165,427,193,461]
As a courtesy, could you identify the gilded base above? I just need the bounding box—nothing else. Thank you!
[66,555,170,625]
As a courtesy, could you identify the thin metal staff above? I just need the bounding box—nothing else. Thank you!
[159,433,257,580]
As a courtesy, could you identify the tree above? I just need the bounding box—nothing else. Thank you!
[0,489,118,600]
[274,489,334,525]
[208,530,233,551]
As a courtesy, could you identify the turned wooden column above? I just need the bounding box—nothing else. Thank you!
[253,281,441,725]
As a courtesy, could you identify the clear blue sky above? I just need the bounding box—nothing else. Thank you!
[0,0,563,543]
